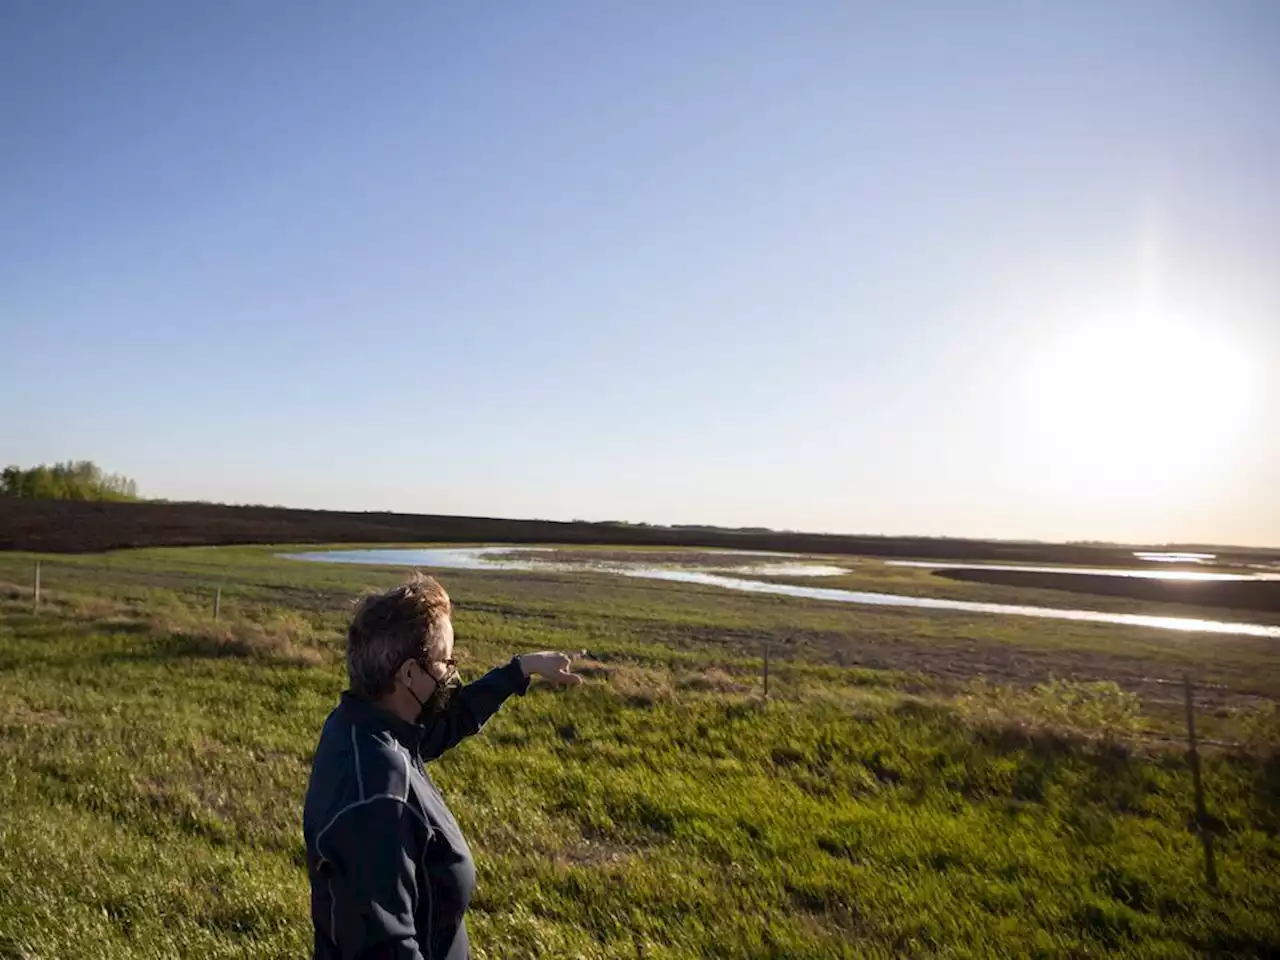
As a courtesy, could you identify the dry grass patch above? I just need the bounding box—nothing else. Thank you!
[552,834,640,868]
[146,611,325,667]
[952,677,1144,741]
[609,665,674,706]
[568,657,615,679]
[0,580,28,602]
[676,667,752,695]
[0,584,130,623]
[0,700,70,729]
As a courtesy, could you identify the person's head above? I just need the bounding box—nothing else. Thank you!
[347,572,459,723]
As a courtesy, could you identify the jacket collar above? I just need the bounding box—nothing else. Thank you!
[339,690,422,754]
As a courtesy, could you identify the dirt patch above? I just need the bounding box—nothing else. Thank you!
[552,834,640,868]
[0,702,69,728]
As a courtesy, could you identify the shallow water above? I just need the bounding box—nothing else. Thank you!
[1134,551,1216,564]
[282,547,1280,639]
[884,560,1278,583]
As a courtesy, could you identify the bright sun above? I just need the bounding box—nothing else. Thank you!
[1012,309,1259,502]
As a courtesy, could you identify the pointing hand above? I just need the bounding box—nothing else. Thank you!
[517,651,584,686]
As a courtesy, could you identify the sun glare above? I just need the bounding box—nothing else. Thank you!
[1012,309,1259,501]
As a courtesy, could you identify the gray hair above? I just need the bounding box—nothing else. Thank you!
[346,572,452,699]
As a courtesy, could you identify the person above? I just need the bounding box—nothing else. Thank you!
[303,572,582,959]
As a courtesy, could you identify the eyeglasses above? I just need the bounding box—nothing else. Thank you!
[414,654,458,678]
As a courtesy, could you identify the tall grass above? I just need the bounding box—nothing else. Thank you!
[0,545,1276,957]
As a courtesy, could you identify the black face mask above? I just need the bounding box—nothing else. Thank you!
[407,667,462,725]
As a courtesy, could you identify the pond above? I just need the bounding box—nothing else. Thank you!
[282,547,1280,639]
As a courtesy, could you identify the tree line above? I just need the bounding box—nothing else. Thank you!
[0,461,140,501]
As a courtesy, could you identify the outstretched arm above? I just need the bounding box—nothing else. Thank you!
[419,653,582,762]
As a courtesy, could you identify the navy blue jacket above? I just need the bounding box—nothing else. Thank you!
[303,660,529,960]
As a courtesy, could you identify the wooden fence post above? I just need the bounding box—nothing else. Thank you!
[213,587,222,621]
[33,560,41,611]
[1184,675,1218,890]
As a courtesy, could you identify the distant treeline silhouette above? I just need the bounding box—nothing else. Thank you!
[0,461,139,502]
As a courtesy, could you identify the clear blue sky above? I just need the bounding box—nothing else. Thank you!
[3,2,1277,546]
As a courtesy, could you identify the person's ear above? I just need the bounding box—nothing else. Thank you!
[396,659,416,688]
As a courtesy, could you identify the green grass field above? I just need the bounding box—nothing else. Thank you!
[0,545,1277,958]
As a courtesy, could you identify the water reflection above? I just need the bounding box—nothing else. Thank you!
[282,547,1280,639]
[1134,551,1216,564]
[884,560,1276,583]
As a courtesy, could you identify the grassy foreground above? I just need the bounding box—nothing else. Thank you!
[0,546,1277,958]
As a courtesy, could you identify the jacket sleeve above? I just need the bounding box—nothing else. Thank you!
[419,657,529,762]
[322,797,427,960]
